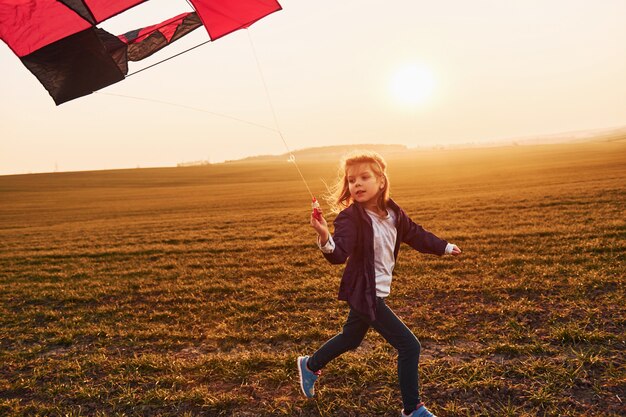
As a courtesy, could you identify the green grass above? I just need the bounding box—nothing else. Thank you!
[1,141,625,416]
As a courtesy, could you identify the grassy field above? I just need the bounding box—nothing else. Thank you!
[0,140,624,416]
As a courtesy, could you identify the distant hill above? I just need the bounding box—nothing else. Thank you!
[221,126,626,164]
[225,144,409,163]
[504,125,626,145]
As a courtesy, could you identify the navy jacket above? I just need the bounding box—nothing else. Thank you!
[323,198,448,321]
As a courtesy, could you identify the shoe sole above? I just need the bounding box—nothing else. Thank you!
[296,356,313,398]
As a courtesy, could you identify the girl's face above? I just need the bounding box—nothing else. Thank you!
[346,163,385,209]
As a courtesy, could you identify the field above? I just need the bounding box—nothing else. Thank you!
[0,140,624,416]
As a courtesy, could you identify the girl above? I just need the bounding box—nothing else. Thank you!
[298,151,461,417]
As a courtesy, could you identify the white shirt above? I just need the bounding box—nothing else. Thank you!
[365,208,397,297]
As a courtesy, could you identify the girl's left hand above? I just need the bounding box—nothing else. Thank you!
[450,244,462,256]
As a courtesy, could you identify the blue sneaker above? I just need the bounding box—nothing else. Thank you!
[401,405,436,417]
[297,355,321,398]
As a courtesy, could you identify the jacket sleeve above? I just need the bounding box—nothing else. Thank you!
[401,212,448,256]
[322,210,357,264]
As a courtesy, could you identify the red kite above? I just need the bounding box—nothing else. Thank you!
[0,0,282,104]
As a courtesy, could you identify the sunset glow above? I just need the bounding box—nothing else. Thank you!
[389,64,436,106]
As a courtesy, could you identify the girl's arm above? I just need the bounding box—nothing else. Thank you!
[400,212,449,256]
[311,210,356,264]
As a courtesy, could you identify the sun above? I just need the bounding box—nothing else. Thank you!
[389,64,436,106]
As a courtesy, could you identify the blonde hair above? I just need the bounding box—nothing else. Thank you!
[325,150,390,214]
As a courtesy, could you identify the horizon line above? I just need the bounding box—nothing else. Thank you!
[2,126,625,178]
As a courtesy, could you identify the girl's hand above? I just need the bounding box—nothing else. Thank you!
[449,244,462,256]
[310,208,330,244]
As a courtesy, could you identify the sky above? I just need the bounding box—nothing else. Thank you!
[1,0,625,175]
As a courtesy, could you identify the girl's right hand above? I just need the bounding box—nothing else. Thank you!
[310,208,330,243]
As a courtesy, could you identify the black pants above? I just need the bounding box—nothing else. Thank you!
[308,297,422,411]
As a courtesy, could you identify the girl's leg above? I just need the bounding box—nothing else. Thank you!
[368,297,422,412]
[307,307,370,372]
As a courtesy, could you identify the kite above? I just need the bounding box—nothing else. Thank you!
[0,0,282,105]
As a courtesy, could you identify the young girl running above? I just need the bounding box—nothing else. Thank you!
[298,151,461,417]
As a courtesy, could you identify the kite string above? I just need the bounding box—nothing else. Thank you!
[246,29,315,200]
[93,91,278,133]
[108,13,317,200]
